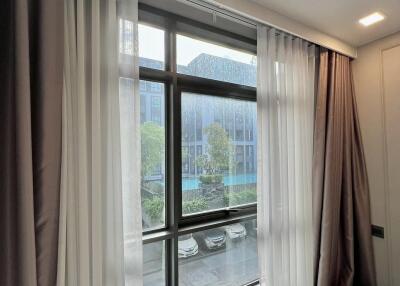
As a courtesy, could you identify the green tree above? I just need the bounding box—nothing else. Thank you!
[196,123,233,175]
[141,122,165,178]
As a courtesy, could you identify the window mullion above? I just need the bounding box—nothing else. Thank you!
[166,20,180,286]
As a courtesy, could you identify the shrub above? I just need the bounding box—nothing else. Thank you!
[183,198,208,214]
[224,188,257,206]
[199,174,223,184]
[143,196,164,221]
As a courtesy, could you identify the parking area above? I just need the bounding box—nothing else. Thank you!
[140,234,259,286]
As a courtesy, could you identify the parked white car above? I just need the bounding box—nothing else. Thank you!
[203,228,226,250]
[178,234,199,258]
[225,223,247,240]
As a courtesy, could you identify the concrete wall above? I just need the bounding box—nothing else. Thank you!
[352,31,400,286]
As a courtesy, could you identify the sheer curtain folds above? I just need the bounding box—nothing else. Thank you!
[257,26,316,286]
[57,0,142,285]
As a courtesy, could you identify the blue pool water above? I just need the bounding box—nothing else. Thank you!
[182,173,256,191]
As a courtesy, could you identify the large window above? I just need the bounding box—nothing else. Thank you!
[120,4,257,285]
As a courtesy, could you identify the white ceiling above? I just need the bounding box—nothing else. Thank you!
[251,0,400,47]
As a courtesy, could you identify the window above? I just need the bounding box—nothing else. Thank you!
[120,5,257,285]
[139,80,166,231]
[181,93,256,215]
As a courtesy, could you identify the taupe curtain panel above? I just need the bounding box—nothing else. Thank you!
[313,49,376,286]
[0,0,63,286]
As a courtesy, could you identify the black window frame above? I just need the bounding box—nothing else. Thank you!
[119,4,258,286]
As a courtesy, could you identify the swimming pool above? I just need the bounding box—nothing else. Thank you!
[182,173,256,191]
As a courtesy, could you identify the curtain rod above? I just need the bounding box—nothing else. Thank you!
[176,0,315,46]
[176,0,257,29]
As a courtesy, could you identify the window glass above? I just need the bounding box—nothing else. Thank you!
[140,80,165,230]
[125,240,166,285]
[178,220,258,286]
[139,24,165,70]
[181,92,257,215]
[143,241,166,286]
[177,34,256,87]
[120,78,166,231]
[151,96,162,124]
[119,20,165,70]
[119,19,135,55]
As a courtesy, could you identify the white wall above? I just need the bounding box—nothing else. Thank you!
[352,31,400,286]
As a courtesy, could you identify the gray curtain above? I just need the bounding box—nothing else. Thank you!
[313,49,376,286]
[0,0,63,285]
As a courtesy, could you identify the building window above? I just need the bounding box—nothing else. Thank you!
[151,95,162,124]
[182,146,189,174]
[224,109,235,140]
[236,145,245,173]
[246,145,254,173]
[235,109,244,141]
[195,106,202,141]
[119,19,134,55]
[244,106,254,141]
[140,81,146,91]
[120,5,257,285]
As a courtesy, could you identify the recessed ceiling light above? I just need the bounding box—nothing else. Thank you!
[359,12,385,26]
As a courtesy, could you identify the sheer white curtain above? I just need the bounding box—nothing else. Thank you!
[257,26,316,286]
[57,0,142,285]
